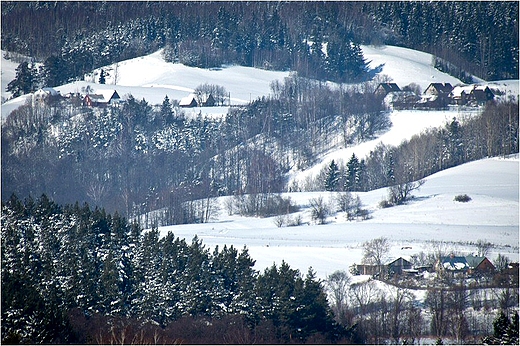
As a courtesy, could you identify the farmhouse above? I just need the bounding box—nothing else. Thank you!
[387,257,414,275]
[374,83,401,96]
[440,254,470,273]
[179,93,216,107]
[83,89,121,107]
[200,93,216,107]
[424,82,453,96]
[356,257,414,276]
[450,85,494,106]
[33,87,61,105]
[466,255,495,275]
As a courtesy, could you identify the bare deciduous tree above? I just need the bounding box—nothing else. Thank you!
[362,237,390,266]
[387,179,425,206]
[309,196,329,224]
[475,239,493,257]
[326,270,352,326]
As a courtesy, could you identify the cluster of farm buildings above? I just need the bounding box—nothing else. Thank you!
[355,253,517,280]
[32,88,218,109]
[375,82,495,109]
[32,81,497,111]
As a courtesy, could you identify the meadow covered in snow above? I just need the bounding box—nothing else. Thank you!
[2,44,518,280]
[160,156,519,280]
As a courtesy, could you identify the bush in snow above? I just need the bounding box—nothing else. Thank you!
[454,194,472,202]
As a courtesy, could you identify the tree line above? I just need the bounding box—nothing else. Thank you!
[303,101,519,193]
[1,1,517,91]
[1,194,352,344]
[2,1,369,89]
[1,75,391,223]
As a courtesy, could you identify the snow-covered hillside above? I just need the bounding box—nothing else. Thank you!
[3,45,518,122]
[160,156,519,279]
[2,44,518,280]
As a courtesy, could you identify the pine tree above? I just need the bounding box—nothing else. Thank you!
[7,62,38,97]
[98,69,106,84]
[324,160,340,191]
[345,154,360,191]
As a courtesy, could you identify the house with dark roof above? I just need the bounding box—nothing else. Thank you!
[375,83,401,96]
[83,90,121,107]
[424,83,453,96]
[466,255,495,274]
[420,83,454,109]
[179,94,198,107]
[387,257,414,275]
[440,255,469,273]
[470,85,495,105]
[450,85,495,106]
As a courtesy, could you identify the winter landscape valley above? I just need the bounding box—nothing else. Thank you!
[1,2,519,344]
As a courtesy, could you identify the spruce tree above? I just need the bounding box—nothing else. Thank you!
[7,62,38,97]
[325,160,340,191]
[345,154,360,191]
[98,69,106,84]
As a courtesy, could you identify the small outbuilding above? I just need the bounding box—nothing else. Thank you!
[179,94,198,108]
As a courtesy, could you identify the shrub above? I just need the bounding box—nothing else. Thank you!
[287,214,304,227]
[273,215,286,228]
[379,199,393,209]
[233,193,299,217]
[454,194,472,202]
[309,196,330,224]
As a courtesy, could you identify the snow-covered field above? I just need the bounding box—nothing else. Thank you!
[160,156,519,279]
[2,44,518,279]
[3,45,518,121]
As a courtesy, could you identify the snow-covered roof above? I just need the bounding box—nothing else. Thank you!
[450,85,474,98]
[35,87,59,96]
[385,256,412,266]
[442,256,469,271]
[179,94,198,107]
[85,89,120,103]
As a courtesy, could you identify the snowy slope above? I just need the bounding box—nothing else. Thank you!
[160,156,519,279]
[287,108,482,187]
[2,45,518,279]
[4,45,517,121]
[362,45,464,91]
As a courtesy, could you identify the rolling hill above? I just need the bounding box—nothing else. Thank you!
[1,45,518,279]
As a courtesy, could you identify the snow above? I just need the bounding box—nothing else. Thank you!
[361,45,470,91]
[288,108,482,187]
[3,45,518,122]
[159,156,519,279]
[1,45,518,280]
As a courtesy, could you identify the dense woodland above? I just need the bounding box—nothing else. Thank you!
[2,2,520,344]
[1,195,349,344]
[2,195,519,344]
[1,1,518,86]
[2,73,518,223]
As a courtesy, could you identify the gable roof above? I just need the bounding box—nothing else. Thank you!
[425,83,453,95]
[179,94,198,107]
[386,257,413,267]
[442,255,469,271]
[375,83,401,94]
[465,255,486,269]
[85,90,120,103]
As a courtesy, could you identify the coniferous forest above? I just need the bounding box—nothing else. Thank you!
[2,194,352,344]
[1,1,518,85]
[1,1,519,344]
